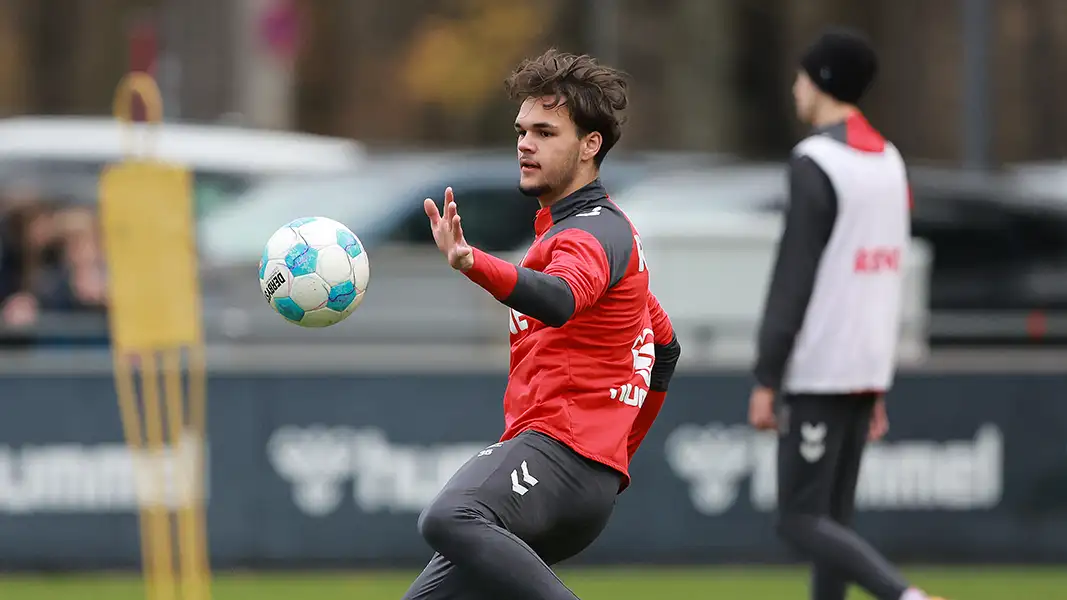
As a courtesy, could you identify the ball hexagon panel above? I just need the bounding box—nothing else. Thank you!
[336,227,363,259]
[272,297,305,323]
[299,309,344,328]
[285,242,318,277]
[289,274,330,311]
[265,226,300,259]
[326,280,356,312]
[297,218,343,248]
[351,251,370,293]
[315,245,354,286]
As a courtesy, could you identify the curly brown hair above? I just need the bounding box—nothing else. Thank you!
[505,48,629,166]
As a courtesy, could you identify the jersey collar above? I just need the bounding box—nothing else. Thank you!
[533,179,608,236]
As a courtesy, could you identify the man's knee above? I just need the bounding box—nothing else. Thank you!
[418,494,488,549]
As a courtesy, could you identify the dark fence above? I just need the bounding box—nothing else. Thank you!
[0,372,1064,569]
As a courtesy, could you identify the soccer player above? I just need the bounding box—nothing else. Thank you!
[402,49,681,600]
[750,28,943,600]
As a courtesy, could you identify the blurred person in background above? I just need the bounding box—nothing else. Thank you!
[0,182,57,339]
[0,181,107,347]
[748,28,943,600]
[405,49,681,600]
[34,206,107,313]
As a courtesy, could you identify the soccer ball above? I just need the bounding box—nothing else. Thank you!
[258,216,370,327]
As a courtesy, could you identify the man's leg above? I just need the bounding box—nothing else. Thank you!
[776,393,912,600]
[811,395,875,600]
[406,431,619,600]
[401,553,490,600]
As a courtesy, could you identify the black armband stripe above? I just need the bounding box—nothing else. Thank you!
[504,270,575,328]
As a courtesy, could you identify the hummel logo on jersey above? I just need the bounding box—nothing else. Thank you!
[510,460,539,495]
[800,422,827,463]
[576,206,602,217]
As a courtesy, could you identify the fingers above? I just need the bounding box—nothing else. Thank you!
[427,186,459,228]
[443,187,459,222]
[451,214,466,245]
[424,198,441,226]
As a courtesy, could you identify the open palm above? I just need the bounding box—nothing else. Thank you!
[424,187,473,271]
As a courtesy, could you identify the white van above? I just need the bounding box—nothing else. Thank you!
[0,116,365,216]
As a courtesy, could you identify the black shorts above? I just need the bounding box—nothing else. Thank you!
[777,392,877,523]
[403,430,621,600]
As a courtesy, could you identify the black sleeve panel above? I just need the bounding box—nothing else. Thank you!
[505,270,575,328]
[753,155,838,390]
[650,334,681,392]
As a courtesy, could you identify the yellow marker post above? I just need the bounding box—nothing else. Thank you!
[99,72,211,600]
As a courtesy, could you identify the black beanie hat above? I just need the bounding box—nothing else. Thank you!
[800,27,878,104]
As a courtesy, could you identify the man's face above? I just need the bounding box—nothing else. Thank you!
[514,96,583,199]
[793,70,819,124]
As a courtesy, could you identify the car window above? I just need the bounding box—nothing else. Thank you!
[0,159,263,218]
[451,187,538,251]
[389,186,537,251]
[614,173,785,214]
[912,194,1067,269]
[200,173,412,263]
[191,171,259,217]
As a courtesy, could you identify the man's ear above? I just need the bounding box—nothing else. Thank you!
[581,131,603,162]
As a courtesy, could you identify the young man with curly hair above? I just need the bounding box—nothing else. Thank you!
[403,48,681,600]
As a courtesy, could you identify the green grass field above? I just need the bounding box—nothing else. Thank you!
[1,566,1063,599]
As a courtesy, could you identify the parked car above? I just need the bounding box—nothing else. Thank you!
[199,149,723,265]
[0,115,366,216]
[197,150,720,343]
[201,151,542,265]
[609,162,787,214]
[610,164,1067,346]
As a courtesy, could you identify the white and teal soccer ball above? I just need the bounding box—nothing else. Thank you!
[258,216,370,327]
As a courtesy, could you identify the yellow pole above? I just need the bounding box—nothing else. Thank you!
[101,71,211,600]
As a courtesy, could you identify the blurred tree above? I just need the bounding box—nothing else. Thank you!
[661,0,739,152]
[400,0,559,140]
[293,0,343,136]
[991,0,1028,164]
[164,0,236,121]
[292,0,1067,163]
[18,0,160,116]
[1023,0,1067,159]
[730,0,792,156]
[0,0,28,116]
[334,0,431,143]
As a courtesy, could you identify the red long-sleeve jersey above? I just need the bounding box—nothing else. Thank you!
[464,179,681,490]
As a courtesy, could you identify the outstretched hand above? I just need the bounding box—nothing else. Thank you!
[424,187,474,272]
